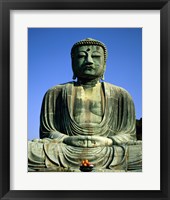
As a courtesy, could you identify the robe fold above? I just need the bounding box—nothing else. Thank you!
[28,82,141,171]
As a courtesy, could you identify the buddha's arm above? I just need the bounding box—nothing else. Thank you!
[39,87,69,142]
[108,89,137,145]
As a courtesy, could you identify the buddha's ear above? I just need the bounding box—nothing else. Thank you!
[72,74,77,80]
[71,57,76,79]
[71,58,74,70]
[100,74,104,81]
[71,56,74,65]
[101,64,106,80]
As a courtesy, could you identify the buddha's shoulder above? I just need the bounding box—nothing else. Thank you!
[45,82,74,94]
[104,82,132,97]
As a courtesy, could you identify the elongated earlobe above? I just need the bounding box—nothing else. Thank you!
[72,74,77,80]
[100,74,104,81]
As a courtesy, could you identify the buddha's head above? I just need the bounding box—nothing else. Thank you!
[71,38,107,80]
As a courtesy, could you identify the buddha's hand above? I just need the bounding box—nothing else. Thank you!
[63,136,89,147]
[87,136,113,147]
[63,135,113,148]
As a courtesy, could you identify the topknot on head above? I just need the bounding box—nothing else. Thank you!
[71,38,108,62]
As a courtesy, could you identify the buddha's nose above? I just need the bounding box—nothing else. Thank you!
[85,55,93,64]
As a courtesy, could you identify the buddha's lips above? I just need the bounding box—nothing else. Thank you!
[84,65,94,70]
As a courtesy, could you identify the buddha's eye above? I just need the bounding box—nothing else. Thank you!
[92,54,101,58]
[77,52,86,58]
[78,55,85,58]
[91,52,101,58]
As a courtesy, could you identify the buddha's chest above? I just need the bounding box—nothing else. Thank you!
[72,85,105,124]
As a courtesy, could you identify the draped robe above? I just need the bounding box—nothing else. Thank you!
[28,82,142,171]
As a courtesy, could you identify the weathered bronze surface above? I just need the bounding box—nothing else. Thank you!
[28,38,142,172]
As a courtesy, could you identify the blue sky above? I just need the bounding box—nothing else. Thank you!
[28,28,142,140]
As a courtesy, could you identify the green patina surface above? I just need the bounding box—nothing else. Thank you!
[28,38,142,172]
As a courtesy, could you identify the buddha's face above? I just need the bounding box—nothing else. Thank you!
[72,45,105,80]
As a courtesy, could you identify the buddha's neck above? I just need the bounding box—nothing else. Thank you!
[77,78,100,88]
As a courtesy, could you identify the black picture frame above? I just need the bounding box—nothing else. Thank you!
[0,0,169,199]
